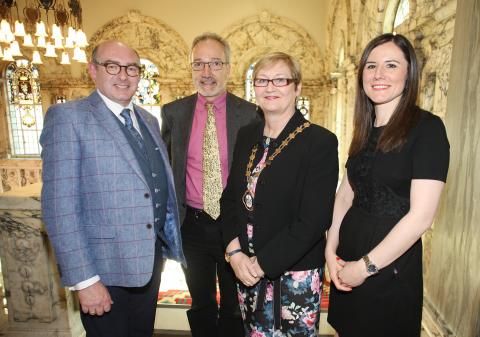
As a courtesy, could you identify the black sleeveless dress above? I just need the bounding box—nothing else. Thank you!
[327,110,449,337]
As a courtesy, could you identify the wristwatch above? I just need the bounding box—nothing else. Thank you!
[362,255,379,275]
[225,249,242,263]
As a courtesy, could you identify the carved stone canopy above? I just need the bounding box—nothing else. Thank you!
[222,10,325,81]
[89,9,190,81]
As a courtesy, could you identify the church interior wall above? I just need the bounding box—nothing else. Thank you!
[424,0,480,336]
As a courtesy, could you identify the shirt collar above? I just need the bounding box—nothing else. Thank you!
[97,89,134,118]
[197,91,227,110]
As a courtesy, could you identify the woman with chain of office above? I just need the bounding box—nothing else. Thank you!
[221,52,338,336]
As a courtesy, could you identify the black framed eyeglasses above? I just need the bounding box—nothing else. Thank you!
[253,78,295,87]
[94,61,141,77]
[191,60,228,71]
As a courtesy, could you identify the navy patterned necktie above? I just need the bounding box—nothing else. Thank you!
[120,108,147,157]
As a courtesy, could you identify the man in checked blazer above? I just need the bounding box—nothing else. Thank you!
[40,40,184,337]
[161,33,258,337]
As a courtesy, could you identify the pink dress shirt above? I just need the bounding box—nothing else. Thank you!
[185,93,229,210]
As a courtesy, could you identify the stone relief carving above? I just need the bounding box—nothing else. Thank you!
[0,168,42,193]
[0,214,54,322]
[89,9,190,81]
[222,10,324,81]
[222,10,326,123]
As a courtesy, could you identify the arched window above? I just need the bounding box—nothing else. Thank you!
[5,60,44,157]
[134,59,162,127]
[393,0,409,28]
[245,63,256,103]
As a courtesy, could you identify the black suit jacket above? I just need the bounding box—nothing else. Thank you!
[221,110,339,279]
[161,92,258,223]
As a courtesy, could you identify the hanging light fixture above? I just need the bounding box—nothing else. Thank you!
[23,34,34,47]
[31,50,43,64]
[2,47,14,61]
[0,0,88,65]
[60,51,70,64]
[44,42,57,57]
[10,41,22,56]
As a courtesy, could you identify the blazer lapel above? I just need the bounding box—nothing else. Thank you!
[87,92,147,186]
[176,95,197,178]
[226,92,242,167]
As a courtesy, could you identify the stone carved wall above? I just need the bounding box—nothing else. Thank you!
[0,213,53,322]
[0,158,42,194]
[222,10,327,126]
[223,10,324,80]
[0,189,83,336]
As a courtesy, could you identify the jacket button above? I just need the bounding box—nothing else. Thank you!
[146,223,153,229]
[144,193,150,199]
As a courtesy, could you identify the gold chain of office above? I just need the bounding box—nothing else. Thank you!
[244,122,311,181]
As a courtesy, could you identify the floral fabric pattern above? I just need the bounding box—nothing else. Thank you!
[238,268,322,337]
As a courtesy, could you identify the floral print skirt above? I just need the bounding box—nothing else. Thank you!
[238,268,322,337]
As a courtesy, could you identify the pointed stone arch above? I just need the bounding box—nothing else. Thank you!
[89,10,190,81]
[222,10,324,83]
[326,0,352,70]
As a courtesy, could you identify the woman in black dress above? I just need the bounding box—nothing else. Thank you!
[326,33,449,337]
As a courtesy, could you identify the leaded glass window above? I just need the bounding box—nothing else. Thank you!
[134,59,162,127]
[245,63,256,103]
[394,0,409,28]
[5,60,43,157]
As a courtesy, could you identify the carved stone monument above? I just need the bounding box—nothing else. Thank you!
[0,183,84,337]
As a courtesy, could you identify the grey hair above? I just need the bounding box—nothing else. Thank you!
[190,32,231,63]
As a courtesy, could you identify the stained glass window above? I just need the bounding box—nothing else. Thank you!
[394,0,409,28]
[134,59,162,127]
[5,60,44,157]
[245,63,256,103]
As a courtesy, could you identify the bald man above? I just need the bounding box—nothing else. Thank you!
[40,40,184,337]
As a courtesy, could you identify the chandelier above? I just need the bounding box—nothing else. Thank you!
[0,0,88,65]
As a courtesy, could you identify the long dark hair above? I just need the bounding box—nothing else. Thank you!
[349,33,421,155]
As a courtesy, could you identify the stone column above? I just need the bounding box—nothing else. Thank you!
[0,183,84,337]
[423,0,480,337]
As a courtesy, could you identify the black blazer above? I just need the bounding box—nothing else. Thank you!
[221,110,339,279]
[161,92,258,223]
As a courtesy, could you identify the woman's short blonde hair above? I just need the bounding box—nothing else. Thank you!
[252,52,302,88]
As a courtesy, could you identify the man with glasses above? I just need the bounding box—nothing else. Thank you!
[40,40,183,337]
[162,32,258,337]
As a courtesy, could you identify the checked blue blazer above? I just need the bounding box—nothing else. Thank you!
[40,91,184,288]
